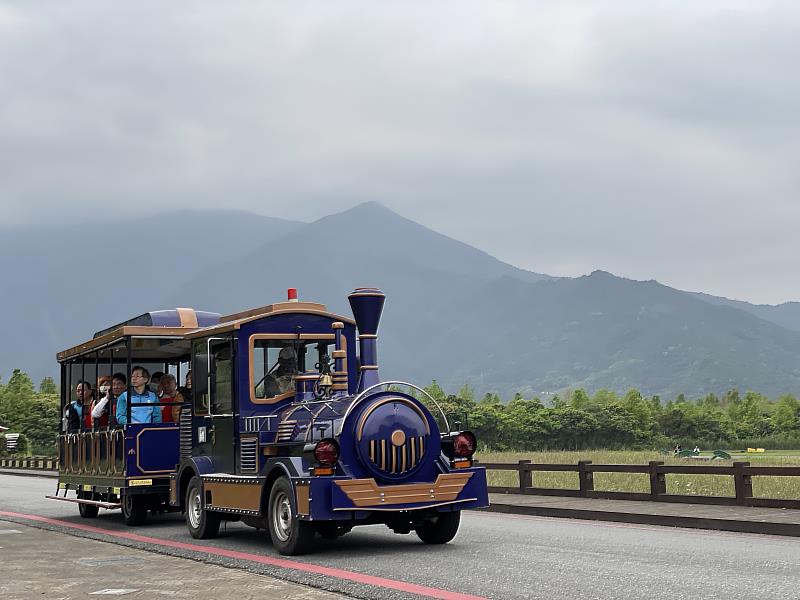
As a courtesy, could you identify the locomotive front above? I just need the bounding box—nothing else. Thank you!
[270,288,489,553]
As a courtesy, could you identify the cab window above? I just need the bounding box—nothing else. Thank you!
[251,338,333,401]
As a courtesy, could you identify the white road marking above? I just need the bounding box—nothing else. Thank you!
[88,590,140,596]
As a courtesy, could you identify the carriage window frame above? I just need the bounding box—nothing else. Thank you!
[248,333,335,405]
[210,337,235,416]
[193,336,235,416]
[192,339,210,416]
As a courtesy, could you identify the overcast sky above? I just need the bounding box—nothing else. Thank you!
[1,1,798,304]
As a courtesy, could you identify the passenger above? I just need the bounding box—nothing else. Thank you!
[108,372,127,427]
[89,375,113,428]
[264,346,298,397]
[115,366,162,425]
[150,371,165,397]
[178,370,192,404]
[159,373,184,423]
[65,380,92,431]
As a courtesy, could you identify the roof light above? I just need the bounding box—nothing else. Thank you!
[287,288,298,302]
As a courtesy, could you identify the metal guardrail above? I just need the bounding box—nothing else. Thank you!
[0,456,59,471]
[476,460,800,509]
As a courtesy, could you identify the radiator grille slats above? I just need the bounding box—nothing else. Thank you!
[179,407,193,459]
[368,435,427,475]
[239,437,258,473]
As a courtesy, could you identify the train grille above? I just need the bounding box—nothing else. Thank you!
[368,435,427,475]
[179,407,192,459]
[276,420,297,442]
[239,437,258,473]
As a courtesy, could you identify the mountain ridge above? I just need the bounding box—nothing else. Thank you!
[3,202,799,400]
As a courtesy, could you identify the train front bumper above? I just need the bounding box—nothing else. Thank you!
[300,467,489,520]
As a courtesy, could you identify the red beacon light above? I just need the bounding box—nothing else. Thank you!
[287,288,298,302]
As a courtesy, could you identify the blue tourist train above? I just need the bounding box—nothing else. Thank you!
[51,288,489,554]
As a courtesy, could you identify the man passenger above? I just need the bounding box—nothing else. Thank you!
[115,366,162,425]
[91,372,126,428]
[264,346,298,397]
[150,371,165,398]
[66,380,92,431]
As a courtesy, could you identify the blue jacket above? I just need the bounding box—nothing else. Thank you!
[115,389,162,425]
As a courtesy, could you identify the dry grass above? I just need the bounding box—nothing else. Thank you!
[475,450,800,499]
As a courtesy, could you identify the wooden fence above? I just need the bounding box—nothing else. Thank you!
[476,460,800,509]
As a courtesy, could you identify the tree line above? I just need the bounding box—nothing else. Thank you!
[1,368,799,456]
[0,370,59,455]
[423,381,800,451]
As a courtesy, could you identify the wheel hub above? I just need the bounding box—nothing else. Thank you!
[188,489,202,529]
[272,492,292,542]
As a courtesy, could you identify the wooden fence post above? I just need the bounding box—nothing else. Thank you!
[578,461,593,497]
[518,460,532,492]
[733,462,752,506]
[649,461,666,500]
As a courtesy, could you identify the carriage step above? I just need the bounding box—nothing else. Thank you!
[45,495,121,509]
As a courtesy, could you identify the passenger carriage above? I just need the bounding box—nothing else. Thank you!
[50,288,489,554]
[51,308,220,524]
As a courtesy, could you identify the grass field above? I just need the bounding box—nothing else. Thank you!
[475,450,800,500]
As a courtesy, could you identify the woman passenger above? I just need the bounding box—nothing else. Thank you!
[89,375,113,428]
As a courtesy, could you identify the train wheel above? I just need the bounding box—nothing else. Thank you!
[122,493,148,526]
[415,511,461,544]
[185,476,220,539]
[77,492,99,519]
[267,477,314,555]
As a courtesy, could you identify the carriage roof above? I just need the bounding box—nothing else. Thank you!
[57,301,355,361]
[184,300,355,339]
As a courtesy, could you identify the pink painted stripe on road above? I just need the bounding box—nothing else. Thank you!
[0,510,485,600]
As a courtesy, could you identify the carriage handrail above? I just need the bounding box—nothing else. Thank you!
[340,381,450,434]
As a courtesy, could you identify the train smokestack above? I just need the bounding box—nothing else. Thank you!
[348,287,386,392]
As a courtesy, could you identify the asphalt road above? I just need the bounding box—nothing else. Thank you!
[1,473,799,600]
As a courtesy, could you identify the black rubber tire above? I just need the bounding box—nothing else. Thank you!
[78,492,99,519]
[415,511,461,544]
[122,493,148,526]
[185,476,221,539]
[267,477,314,555]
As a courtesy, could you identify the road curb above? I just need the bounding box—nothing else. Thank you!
[477,502,800,537]
[0,468,58,479]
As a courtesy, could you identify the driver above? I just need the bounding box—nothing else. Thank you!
[264,346,298,397]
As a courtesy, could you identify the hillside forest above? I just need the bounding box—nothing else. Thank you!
[1,368,799,456]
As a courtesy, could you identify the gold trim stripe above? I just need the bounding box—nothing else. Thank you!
[176,308,199,328]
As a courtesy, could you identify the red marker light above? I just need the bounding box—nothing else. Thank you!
[453,431,477,457]
[288,288,298,302]
[314,439,340,465]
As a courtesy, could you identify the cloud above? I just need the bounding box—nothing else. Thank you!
[0,1,798,303]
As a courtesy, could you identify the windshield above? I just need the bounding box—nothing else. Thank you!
[251,338,334,400]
